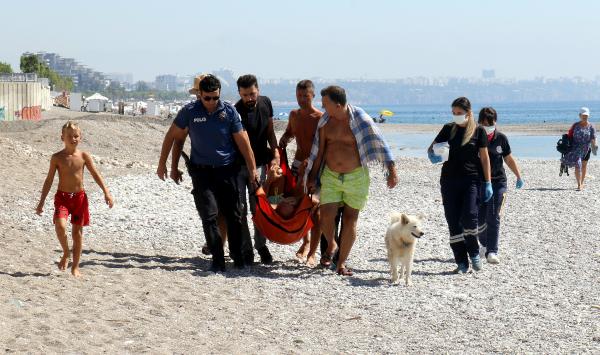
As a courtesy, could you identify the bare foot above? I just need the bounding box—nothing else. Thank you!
[58,254,70,271]
[295,242,309,261]
[71,267,81,277]
[306,254,317,267]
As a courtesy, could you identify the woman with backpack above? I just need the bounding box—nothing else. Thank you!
[477,107,523,264]
[427,97,492,274]
[561,107,598,191]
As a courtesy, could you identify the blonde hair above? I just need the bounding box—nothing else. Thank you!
[451,112,476,146]
[449,97,476,146]
[62,120,80,133]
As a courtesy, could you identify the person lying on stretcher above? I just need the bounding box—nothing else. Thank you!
[258,162,318,219]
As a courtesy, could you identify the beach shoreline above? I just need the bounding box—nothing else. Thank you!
[16,107,575,136]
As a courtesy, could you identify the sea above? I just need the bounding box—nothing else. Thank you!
[272,101,600,159]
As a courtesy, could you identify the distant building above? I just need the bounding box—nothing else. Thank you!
[24,52,107,92]
[106,72,133,85]
[482,69,496,79]
[212,68,236,88]
[176,75,194,92]
[155,74,178,91]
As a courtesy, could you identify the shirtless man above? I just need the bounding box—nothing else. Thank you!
[279,79,323,265]
[306,86,398,276]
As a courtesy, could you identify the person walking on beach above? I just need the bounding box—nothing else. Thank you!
[35,121,114,277]
[477,107,524,264]
[234,74,280,265]
[305,85,398,276]
[561,107,597,191]
[169,75,258,272]
[427,97,492,273]
[278,79,324,265]
[157,74,228,256]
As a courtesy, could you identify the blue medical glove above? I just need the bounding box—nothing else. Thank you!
[516,178,524,189]
[484,181,493,202]
[428,151,442,164]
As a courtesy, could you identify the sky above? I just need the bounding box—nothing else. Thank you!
[2,0,600,82]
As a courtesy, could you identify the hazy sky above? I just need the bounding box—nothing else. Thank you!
[2,0,599,81]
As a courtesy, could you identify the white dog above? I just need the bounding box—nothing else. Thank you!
[385,213,425,286]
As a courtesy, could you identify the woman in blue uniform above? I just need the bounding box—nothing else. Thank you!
[477,107,523,264]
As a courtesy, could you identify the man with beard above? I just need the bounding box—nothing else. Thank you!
[235,74,280,265]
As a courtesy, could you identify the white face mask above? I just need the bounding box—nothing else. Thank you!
[453,114,467,124]
[483,125,496,135]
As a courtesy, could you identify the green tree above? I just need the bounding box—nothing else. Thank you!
[19,54,73,91]
[20,55,42,73]
[0,62,13,74]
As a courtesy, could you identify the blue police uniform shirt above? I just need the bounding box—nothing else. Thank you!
[173,100,243,166]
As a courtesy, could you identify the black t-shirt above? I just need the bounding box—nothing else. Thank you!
[434,123,488,179]
[235,96,274,166]
[487,130,512,183]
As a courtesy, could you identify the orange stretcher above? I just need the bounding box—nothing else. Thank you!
[251,148,315,245]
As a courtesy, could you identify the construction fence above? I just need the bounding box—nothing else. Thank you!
[0,73,52,121]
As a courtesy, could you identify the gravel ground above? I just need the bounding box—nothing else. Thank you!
[0,114,598,353]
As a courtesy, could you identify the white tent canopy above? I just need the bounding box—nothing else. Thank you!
[85,93,109,101]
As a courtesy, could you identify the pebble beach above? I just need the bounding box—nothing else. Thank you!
[0,110,598,353]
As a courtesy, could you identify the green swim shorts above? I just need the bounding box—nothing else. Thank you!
[320,166,370,210]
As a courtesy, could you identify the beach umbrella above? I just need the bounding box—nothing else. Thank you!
[380,110,394,117]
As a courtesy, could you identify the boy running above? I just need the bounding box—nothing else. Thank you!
[36,121,114,277]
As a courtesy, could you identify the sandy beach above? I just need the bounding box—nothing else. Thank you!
[0,109,598,353]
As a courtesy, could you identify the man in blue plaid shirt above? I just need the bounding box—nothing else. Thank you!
[306,85,398,276]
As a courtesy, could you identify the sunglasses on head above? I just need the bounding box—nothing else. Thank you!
[202,96,220,102]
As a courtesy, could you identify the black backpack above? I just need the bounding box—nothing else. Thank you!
[556,134,572,154]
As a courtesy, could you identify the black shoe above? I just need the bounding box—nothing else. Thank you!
[233,258,245,269]
[257,246,273,265]
[243,252,255,266]
[209,260,226,273]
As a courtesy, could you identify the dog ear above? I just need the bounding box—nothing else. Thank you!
[400,213,409,225]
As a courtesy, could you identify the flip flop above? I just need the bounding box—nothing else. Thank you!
[337,267,353,276]
[320,252,332,268]
[320,249,336,268]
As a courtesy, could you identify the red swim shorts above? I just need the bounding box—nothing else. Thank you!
[54,190,90,226]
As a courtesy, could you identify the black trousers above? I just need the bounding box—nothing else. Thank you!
[440,177,481,266]
[189,164,244,265]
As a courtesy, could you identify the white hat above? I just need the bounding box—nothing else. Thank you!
[580,107,590,116]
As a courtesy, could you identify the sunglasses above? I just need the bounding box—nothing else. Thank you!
[202,96,220,102]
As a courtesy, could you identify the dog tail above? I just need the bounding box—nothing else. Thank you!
[390,212,404,224]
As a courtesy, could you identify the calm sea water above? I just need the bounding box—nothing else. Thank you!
[272,101,600,159]
[273,101,600,125]
[383,132,560,159]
